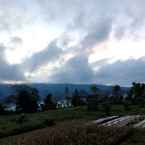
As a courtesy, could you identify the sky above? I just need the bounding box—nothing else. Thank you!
[0,0,145,86]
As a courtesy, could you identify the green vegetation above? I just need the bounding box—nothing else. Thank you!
[71,89,82,107]
[42,93,57,110]
[0,105,144,139]
[0,82,145,144]
[1,118,145,145]
[0,121,130,145]
[0,107,97,138]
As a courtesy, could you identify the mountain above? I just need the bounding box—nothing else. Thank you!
[0,83,129,101]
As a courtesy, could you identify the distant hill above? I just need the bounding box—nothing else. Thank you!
[0,83,129,101]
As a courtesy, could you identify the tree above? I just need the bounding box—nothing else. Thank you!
[16,86,39,113]
[90,84,98,95]
[71,89,81,107]
[0,102,5,114]
[43,94,56,110]
[87,84,99,111]
[112,85,121,96]
[65,86,72,107]
[130,82,142,98]
[130,82,145,106]
[111,85,122,104]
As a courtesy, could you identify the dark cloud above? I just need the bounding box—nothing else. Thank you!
[95,58,145,86]
[23,40,64,71]
[81,19,112,50]
[48,57,145,86]
[50,54,95,83]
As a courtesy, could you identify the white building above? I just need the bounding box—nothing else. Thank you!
[57,100,72,108]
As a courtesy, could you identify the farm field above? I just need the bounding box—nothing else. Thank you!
[0,105,145,145]
[1,119,145,145]
[0,105,145,138]
[0,120,131,145]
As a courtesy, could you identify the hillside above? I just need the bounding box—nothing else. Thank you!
[0,83,129,100]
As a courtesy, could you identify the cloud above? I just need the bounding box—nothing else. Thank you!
[0,0,41,32]
[95,58,145,86]
[0,45,25,82]
[47,57,145,86]
[10,37,23,45]
[18,0,145,85]
[23,39,64,71]
[22,17,113,76]
[49,54,95,83]
[81,19,112,50]
[0,0,145,85]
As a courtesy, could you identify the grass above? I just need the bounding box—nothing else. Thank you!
[0,121,131,145]
[0,105,144,139]
[0,106,100,138]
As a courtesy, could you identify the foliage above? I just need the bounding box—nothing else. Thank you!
[87,95,98,111]
[110,85,122,104]
[130,82,145,106]
[16,86,39,113]
[90,84,98,95]
[0,102,6,115]
[112,85,121,96]
[0,105,144,139]
[71,89,81,107]
[87,84,99,111]
[43,94,56,110]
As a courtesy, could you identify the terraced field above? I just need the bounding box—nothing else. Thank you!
[0,106,145,145]
[0,115,144,145]
[0,121,130,145]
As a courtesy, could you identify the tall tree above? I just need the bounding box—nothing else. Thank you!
[87,84,99,111]
[90,84,98,95]
[65,86,71,106]
[0,102,6,114]
[71,89,81,107]
[111,85,121,104]
[16,86,39,113]
[130,82,145,106]
[43,94,56,110]
[112,85,121,96]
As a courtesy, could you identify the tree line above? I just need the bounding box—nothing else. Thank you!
[0,82,144,114]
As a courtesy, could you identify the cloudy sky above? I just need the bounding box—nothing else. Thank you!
[0,0,145,86]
